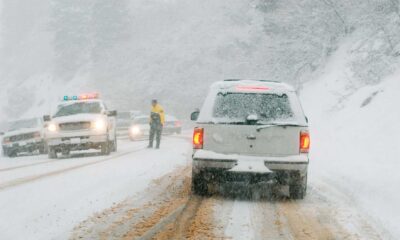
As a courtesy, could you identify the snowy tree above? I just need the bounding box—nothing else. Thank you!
[90,0,132,79]
[49,0,93,82]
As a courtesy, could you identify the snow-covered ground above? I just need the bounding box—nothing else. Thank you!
[1,44,399,238]
[301,59,400,238]
[1,114,399,239]
[0,137,190,240]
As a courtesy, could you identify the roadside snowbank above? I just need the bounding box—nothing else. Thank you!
[301,67,400,238]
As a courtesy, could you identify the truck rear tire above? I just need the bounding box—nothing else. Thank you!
[111,136,117,152]
[39,143,48,154]
[8,151,17,158]
[289,173,307,199]
[61,149,70,157]
[192,172,208,196]
[39,147,46,154]
[101,142,110,155]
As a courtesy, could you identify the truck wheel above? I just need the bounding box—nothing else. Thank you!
[101,142,110,155]
[61,149,70,157]
[48,147,57,159]
[39,148,45,154]
[289,173,307,199]
[111,136,117,152]
[39,143,48,154]
[8,151,17,158]
[192,172,208,196]
[2,147,8,157]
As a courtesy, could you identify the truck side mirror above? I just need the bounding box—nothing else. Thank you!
[107,110,117,117]
[190,111,200,121]
[43,115,51,122]
[305,116,309,123]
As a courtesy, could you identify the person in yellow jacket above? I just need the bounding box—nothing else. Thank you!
[148,99,165,149]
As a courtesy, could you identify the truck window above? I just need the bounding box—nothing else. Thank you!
[54,102,102,117]
[213,93,294,123]
[8,118,39,131]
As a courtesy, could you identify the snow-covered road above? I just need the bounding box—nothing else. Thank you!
[0,137,191,240]
[0,135,395,239]
[70,152,393,240]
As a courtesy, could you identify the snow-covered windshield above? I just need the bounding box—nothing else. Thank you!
[212,93,294,124]
[54,102,102,117]
[8,118,39,131]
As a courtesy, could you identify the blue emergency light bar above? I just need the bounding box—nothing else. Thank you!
[63,93,99,101]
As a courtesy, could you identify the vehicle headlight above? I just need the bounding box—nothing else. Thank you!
[92,119,107,131]
[48,123,58,132]
[130,126,141,135]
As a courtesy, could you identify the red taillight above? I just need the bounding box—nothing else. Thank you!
[193,128,204,149]
[175,121,182,127]
[300,131,310,153]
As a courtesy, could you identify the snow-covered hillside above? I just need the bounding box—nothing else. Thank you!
[1,1,400,238]
[301,46,400,238]
[1,0,400,123]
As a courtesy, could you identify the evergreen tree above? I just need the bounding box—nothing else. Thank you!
[49,0,93,81]
[90,0,132,79]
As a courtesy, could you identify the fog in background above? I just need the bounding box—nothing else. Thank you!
[0,0,399,124]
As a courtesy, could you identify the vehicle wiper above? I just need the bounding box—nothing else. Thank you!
[219,121,247,125]
[198,120,247,125]
[256,123,306,132]
[196,121,215,124]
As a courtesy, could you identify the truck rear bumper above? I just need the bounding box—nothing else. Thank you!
[192,150,308,175]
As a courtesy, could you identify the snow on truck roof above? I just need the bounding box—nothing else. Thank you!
[211,79,295,93]
[57,99,103,107]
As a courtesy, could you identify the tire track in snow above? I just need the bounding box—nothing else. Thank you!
[304,180,390,240]
[0,159,56,172]
[251,201,293,239]
[0,151,124,173]
[71,164,222,240]
[276,200,335,240]
[0,146,147,191]
[0,151,108,172]
[71,166,192,240]
[70,158,388,239]
[150,196,221,240]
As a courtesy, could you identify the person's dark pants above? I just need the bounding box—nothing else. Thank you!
[149,124,163,148]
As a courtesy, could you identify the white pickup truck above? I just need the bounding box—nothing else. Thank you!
[44,96,117,159]
[1,118,47,157]
[190,79,310,199]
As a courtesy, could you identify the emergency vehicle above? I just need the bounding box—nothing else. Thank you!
[44,93,117,158]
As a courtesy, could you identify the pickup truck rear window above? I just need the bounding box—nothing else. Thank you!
[213,93,294,123]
